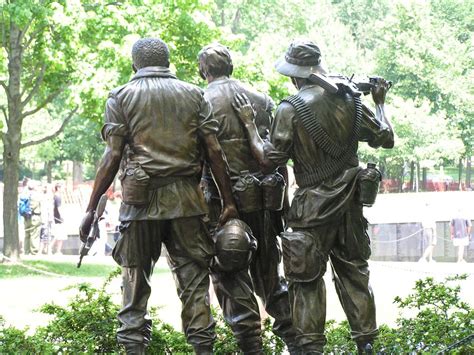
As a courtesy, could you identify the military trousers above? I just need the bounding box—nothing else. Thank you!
[208,199,297,352]
[113,216,216,351]
[24,215,41,255]
[282,206,378,353]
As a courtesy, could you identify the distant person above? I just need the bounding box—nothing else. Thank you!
[20,180,42,255]
[450,209,472,263]
[40,184,53,255]
[18,177,30,254]
[419,204,437,262]
[51,184,67,255]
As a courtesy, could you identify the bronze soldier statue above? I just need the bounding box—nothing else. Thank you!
[234,40,394,354]
[79,38,238,355]
[198,44,298,354]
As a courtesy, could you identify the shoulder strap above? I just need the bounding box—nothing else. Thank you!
[281,93,363,187]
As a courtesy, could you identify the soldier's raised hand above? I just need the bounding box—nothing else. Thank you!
[232,92,256,125]
[371,77,392,105]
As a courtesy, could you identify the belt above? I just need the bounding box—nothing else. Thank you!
[148,175,199,189]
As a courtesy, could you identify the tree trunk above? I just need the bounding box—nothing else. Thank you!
[2,134,21,260]
[398,163,405,193]
[46,160,53,183]
[72,160,84,186]
[422,167,427,191]
[415,162,420,192]
[409,161,415,191]
[2,25,23,259]
[466,156,472,189]
[458,157,463,190]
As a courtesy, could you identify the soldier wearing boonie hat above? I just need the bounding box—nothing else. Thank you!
[234,39,395,354]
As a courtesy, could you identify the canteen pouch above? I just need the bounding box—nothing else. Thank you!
[233,171,263,213]
[280,230,326,283]
[357,163,382,207]
[261,172,286,211]
[120,165,150,205]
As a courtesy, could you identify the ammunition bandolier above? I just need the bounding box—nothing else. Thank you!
[281,93,362,187]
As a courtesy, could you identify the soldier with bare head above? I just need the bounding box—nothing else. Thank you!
[80,37,238,354]
[198,43,298,354]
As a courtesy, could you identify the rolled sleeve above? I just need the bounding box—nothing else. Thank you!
[101,93,129,141]
[268,102,294,166]
[198,95,219,136]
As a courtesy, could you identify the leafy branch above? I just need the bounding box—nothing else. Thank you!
[20,106,78,148]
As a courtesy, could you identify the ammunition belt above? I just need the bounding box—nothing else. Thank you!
[281,93,362,188]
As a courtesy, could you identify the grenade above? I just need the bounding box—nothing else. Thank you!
[357,163,382,207]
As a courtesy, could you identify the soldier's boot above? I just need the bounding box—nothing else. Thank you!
[123,342,147,355]
[298,344,324,355]
[284,340,300,355]
[357,342,374,355]
[193,344,213,355]
[240,338,264,355]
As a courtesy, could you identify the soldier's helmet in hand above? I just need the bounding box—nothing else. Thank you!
[214,219,257,272]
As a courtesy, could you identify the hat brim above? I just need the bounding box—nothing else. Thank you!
[275,56,324,78]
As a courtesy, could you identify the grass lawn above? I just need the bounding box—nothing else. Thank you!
[0,259,118,278]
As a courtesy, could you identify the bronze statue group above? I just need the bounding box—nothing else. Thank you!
[80,37,394,355]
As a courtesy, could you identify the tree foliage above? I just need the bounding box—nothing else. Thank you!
[1,0,473,256]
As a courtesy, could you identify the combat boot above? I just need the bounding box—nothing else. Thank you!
[193,344,213,355]
[123,342,147,355]
[240,338,264,355]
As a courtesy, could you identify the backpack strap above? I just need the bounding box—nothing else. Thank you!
[281,93,362,187]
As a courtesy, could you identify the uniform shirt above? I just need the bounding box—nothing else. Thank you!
[102,66,219,221]
[268,84,393,228]
[204,77,274,177]
[53,193,63,224]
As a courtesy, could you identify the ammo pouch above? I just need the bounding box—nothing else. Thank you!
[280,230,326,282]
[261,172,286,211]
[233,171,262,213]
[356,163,382,207]
[120,165,150,205]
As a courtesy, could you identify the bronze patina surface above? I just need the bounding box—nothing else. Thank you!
[198,43,298,354]
[80,38,238,355]
[235,39,394,354]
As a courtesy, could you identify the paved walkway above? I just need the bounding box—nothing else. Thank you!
[0,256,473,332]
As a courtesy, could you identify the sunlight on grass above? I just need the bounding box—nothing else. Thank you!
[0,260,168,278]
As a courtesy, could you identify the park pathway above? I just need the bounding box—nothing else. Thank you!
[1,256,473,332]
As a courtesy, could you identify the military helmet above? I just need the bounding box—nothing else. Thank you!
[214,219,257,273]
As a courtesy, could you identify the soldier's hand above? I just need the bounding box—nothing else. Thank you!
[232,92,256,125]
[218,203,239,227]
[79,210,94,243]
[371,77,392,105]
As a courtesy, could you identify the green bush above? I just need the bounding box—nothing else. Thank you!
[0,316,54,354]
[1,272,472,354]
[324,320,356,353]
[323,274,473,353]
[375,274,474,353]
[0,269,286,354]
